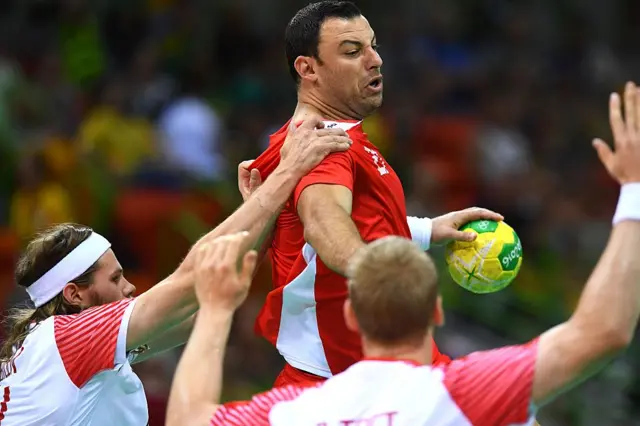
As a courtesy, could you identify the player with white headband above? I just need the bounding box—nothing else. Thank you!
[0,117,352,426]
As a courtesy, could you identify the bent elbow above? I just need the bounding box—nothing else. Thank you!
[605,329,633,352]
[590,326,633,357]
[568,318,632,360]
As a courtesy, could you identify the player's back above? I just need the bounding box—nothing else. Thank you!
[0,299,148,425]
[270,360,466,425]
[211,343,539,426]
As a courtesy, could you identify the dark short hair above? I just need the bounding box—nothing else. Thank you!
[285,1,362,83]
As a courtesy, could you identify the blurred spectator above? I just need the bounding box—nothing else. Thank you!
[157,69,226,182]
[78,75,156,177]
[474,81,536,237]
[10,152,75,242]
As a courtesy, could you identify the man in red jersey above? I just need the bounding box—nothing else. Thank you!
[248,1,503,387]
[167,81,640,424]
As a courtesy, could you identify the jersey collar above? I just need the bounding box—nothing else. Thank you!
[362,357,423,367]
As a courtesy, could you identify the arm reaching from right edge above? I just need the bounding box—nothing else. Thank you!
[531,82,640,405]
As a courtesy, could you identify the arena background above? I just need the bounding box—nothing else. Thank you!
[0,0,639,424]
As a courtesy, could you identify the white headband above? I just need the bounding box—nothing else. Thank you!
[26,232,111,308]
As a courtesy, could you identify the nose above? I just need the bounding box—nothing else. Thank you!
[368,46,383,69]
[125,280,137,297]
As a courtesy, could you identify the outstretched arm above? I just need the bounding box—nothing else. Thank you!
[166,233,257,426]
[531,83,640,405]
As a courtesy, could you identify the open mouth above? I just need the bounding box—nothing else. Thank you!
[367,76,383,90]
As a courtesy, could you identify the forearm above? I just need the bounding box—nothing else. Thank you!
[304,208,364,275]
[132,314,196,364]
[571,220,640,346]
[533,220,640,404]
[167,307,232,426]
[128,273,199,350]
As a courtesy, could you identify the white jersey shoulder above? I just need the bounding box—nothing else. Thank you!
[0,299,148,426]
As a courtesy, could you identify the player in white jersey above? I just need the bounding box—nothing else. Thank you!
[0,118,352,426]
[167,81,640,426]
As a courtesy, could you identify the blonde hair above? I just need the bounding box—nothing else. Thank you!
[346,236,439,344]
[0,224,99,363]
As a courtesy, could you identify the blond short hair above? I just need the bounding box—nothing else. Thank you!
[346,236,439,344]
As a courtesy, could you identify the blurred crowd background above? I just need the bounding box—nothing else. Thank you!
[0,0,639,424]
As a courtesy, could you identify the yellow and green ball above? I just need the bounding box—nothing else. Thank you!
[445,220,522,294]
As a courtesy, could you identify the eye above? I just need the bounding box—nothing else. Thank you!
[346,49,360,56]
[111,273,122,284]
[372,44,379,51]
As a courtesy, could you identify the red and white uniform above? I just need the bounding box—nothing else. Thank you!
[251,120,450,380]
[0,298,148,426]
[210,340,539,426]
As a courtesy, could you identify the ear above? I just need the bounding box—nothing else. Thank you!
[62,282,90,309]
[343,299,360,333]
[433,296,445,327]
[294,56,318,84]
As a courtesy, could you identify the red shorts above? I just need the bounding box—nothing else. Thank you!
[274,363,327,387]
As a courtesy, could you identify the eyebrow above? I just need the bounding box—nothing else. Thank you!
[339,40,362,48]
[110,267,123,277]
[339,35,377,48]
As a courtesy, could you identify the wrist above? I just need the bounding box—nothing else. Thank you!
[407,216,432,251]
[274,161,304,183]
[253,165,298,213]
[613,183,640,225]
[198,305,236,324]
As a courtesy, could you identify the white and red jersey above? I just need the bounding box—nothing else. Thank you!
[250,120,450,378]
[210,340,539,426]
[0,298,148,426]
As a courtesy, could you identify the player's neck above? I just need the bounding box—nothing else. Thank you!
[361,338,432,366]
[295,91,362,122]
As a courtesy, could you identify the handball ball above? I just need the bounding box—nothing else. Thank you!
[445,220,522,294]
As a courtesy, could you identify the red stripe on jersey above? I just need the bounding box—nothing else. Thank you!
[0,386,11,423]
[55,298,134,388]
[443,339,539,425]
[210,384,314,426]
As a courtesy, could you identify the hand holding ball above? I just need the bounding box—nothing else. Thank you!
[445,220,522,293]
